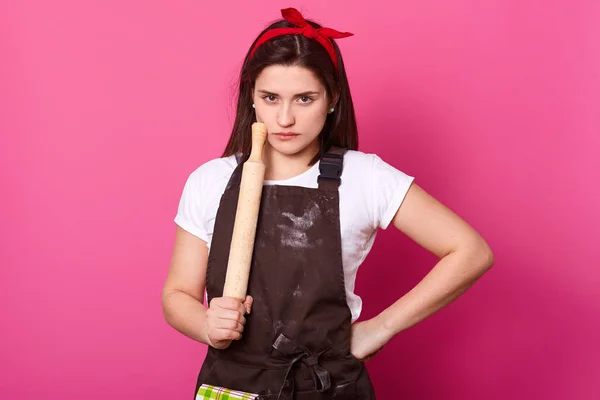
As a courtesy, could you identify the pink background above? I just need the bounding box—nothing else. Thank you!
[1,1,598,399]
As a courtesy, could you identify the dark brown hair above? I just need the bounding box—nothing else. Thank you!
[222,17,358,165]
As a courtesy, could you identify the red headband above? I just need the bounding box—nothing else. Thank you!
[249,8,353,71]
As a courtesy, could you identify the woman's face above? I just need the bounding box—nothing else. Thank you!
[252,65,331,158]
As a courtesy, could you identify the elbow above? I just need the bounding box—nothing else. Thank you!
[455,235,494,273]
[161,287,175,326]
[485,248,495,269]
[476,238,494,271]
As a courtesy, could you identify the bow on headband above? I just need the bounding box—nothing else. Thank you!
[249,8,353,70]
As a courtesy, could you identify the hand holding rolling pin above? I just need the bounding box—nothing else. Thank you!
[205,122,267,349]
[205,295,253,349]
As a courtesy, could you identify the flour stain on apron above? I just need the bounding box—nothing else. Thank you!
[292,283,304,298]
[278,202,321,249]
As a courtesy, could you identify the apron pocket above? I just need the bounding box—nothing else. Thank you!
[196,383,259,399]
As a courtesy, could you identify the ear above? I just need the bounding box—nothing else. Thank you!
[330,91,340,109]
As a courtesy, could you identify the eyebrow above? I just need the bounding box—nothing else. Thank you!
[257,90,320,96]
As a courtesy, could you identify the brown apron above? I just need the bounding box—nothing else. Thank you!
[195,147,377,399]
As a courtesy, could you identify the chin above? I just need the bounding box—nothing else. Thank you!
[272,145,306,157]
[268,139,316,157]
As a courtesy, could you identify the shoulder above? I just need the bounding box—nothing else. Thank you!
[342,149,374,164]
[342,150,412,178]
[341,150,415,228]
[184,154,238,191]
[340,150,375,175]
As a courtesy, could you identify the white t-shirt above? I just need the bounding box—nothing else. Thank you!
[174,150,415,323]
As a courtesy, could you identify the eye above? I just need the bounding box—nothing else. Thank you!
[262,95,277,103]
[298,96,314,104]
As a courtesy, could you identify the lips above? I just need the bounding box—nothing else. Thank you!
[273,132,300,137]
[272,132,300,141]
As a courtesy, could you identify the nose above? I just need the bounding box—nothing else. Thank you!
[276,104,295,128]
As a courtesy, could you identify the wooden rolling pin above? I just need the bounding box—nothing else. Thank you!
[223,122,268,301]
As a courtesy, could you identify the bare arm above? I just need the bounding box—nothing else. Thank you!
[378,182,494,335]
[161,226,252,347]
[351,182,494,360]
[162,226,212,344]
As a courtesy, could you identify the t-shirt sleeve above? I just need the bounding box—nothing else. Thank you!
[372,155,415,230]
[174,168,209,243]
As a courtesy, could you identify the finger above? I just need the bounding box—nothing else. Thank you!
[229,298,247,316]
[243,295,254,314]
[213,328,242,341]
[218,309,246,325]
[216,318,244,332]
[216,297,245,311]
[362,349,381,362]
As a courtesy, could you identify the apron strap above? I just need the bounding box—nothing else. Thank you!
[225,147,347,192]
[223,153,244,192]
[270,333,333,399]
[317,146,347,191]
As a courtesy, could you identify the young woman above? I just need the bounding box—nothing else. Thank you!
[162,8,494,400]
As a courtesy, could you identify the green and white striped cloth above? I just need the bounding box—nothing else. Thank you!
[196,384,259,400]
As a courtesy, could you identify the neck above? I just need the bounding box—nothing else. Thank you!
[262,141,319,181]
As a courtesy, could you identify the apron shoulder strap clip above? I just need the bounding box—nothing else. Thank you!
[318,146,346,189]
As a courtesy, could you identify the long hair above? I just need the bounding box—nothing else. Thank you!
[222,17,358,165]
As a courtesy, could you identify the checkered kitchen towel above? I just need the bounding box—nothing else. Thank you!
[195,384,259,400]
